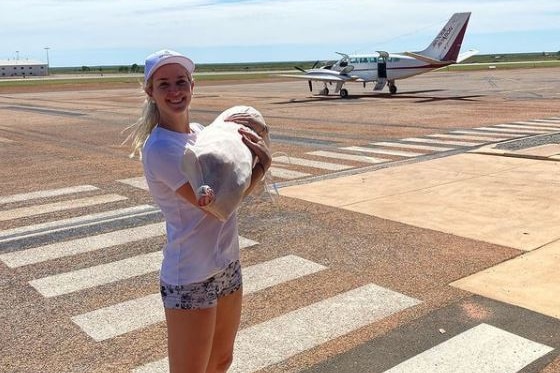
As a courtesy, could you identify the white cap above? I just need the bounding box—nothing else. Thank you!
[144,49,195,85]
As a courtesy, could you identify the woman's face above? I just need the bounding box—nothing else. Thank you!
[147,63,194,119]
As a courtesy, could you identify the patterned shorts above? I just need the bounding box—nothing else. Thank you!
[160,260,242,310]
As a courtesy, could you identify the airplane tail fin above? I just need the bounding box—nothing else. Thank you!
[414,12,471,63]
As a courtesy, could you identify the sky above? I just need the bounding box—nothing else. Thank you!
[2,0,559,67]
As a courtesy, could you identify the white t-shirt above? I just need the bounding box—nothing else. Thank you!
[142,123,240,285]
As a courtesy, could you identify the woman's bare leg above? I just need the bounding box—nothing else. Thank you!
[165,306,217,373]
[206,288,243,373]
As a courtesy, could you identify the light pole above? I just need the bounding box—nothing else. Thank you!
[44,47,50,75]
[15,50,19,60]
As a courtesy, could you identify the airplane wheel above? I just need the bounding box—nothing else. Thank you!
[389,84,397,94]
[340,88,349,98]
[320,88,329,96]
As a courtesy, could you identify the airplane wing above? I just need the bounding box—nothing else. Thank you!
[403,51,453,65]
[279,70,358,82]
[457,49,479,63]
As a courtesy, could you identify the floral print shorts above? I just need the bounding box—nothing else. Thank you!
[160,260,242,310]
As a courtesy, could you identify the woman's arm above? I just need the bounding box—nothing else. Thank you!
[239,127,271,196]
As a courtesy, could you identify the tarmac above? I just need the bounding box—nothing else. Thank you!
[279,136,560,321]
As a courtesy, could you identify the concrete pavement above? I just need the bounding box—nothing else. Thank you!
[279,140,560,321]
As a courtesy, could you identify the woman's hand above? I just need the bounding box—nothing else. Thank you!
[239,127,271,170]
[226,112,269,137]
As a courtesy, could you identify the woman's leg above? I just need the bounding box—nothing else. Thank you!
[165,306,217,373]
[206,288,243,373]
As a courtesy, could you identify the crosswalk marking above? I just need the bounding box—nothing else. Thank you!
[511,121,560,129]
[274,155,352,171]
[484,126,550,134]
[269,167,311,179]
[118,177,149,190]
[401,137,481,146]
[0,222,166,268]
[450,130,519,138]
[371,142,454,152]
[0,205,159,245]
[529,119,560,124]
[134,284,421,373]
[308,150,389,163]
[495,123,559,132]
[382,323,553,373]
[29,235,259,298]
[0,193,127,222]
[72,255,326,341]
[0,185,99,205]
[30,251,163,298]
[341,146,424,157]
[426,133,509,142]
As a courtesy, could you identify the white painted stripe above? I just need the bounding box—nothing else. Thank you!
[0,205,159,245]
[72,255,326,341]
[0,222,166,268]
[308,150,389,164]
[30,235,258,298]
[495,124,558,132]
[401,138,480,146]
[426,134,508,142]
[475,127,538,134]
[342,146,424,157]
[371,142,454,152]
[0,194,128,222]
[451,130,519,138]
[529,119,560,125]
[382,323,553,373]
[0,185,99,205]
[269,167,311,179]
[512,121,560,128]
[30,251,163,297]
[274,156,352,171]
[118,177,148,190]
[134,284,421,373]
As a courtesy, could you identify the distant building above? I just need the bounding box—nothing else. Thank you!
[0,59,48,77]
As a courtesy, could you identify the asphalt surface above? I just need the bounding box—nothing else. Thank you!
[1,67,560,373]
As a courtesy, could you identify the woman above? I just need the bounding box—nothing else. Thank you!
[125,49,271,373]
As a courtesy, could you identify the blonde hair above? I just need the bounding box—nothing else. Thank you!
[122,79,160,158]
[122,72,194,158]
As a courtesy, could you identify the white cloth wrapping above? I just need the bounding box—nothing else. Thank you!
[181,106,269,221]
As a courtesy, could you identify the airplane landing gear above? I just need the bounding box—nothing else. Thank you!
[319,87,329,96]
[340,88,349,98]
[389,82,397,94]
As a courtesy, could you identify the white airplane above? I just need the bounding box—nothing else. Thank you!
[283,12,478,98]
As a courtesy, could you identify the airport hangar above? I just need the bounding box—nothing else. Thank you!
[0,59,48,77]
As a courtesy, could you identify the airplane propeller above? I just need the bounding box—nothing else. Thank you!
[308,80,313,92]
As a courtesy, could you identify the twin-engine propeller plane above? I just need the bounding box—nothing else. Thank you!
[282,12,477,98]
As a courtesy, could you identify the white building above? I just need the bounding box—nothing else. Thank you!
[0,59,48,77]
